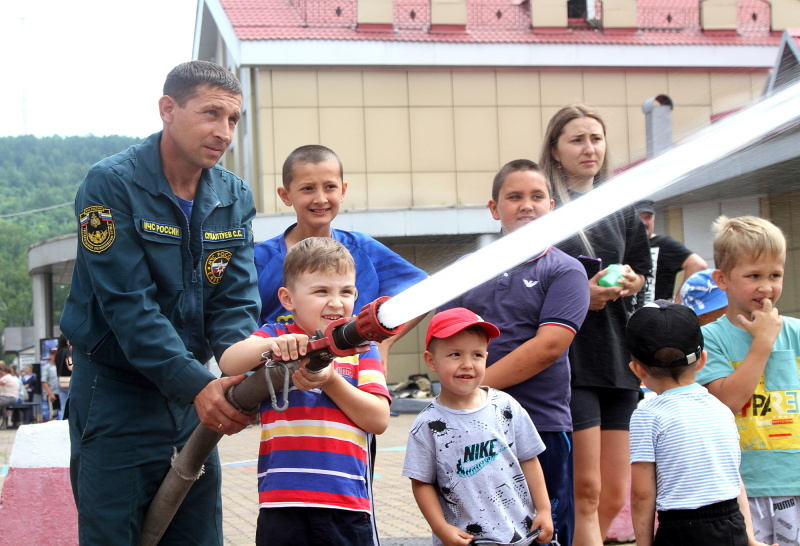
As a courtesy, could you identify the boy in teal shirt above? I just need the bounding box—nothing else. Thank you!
[697,215,800,546]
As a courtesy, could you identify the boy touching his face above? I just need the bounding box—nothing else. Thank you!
[697,216,800,546]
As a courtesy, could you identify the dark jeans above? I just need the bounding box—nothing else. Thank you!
[538,431,574,546]
[257,507,373,546]
[655,498,747,546]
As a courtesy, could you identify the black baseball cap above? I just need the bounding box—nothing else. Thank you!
[626,300,703,367]
[634,200,655,214]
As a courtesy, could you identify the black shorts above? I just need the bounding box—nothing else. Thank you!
[257,507,373,546]
[656,498,747,546]
[570,386,640,432]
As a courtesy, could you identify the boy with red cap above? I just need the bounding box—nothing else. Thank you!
[402,307,554,546]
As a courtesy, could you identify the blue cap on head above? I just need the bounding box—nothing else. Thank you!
[680,268,728,316]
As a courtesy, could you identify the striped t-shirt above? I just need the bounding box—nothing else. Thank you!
[630,382,741,511]
[253,323,390,512]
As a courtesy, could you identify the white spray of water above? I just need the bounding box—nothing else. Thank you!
[377,80,800,329]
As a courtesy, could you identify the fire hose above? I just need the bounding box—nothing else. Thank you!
[139,296,401,546]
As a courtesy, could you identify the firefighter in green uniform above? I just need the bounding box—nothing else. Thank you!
[61,61,260,545]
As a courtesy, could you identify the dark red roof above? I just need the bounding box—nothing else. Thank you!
[219,0,780,45]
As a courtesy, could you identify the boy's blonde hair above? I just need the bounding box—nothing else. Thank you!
[283,237,355,288]
[712,215,786,272]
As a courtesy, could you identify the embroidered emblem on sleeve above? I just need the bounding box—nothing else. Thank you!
[79,206,116,253]
[205,250,232,285]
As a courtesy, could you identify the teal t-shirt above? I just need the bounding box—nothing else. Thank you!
[697,315,800,497]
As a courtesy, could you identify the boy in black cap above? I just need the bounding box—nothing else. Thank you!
[626,300,772,546]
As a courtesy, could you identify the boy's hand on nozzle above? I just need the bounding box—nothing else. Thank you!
[267,333,310,362]
[432,522,473,546]
[531,512,554,544]
[291,361,334,392]
[737,297,783,346]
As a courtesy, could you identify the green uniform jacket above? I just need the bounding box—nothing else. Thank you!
[61,132,260,405]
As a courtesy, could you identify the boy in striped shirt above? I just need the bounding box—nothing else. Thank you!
[626,300,771,546]
[220,237,391,545]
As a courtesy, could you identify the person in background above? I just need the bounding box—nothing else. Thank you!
[439,159,589,545]
[403,307,553,545]
[680,268,728,326]
[696,216,800,546]
[540,104,651,545]
[54,334,72,419]
[21,365,37,402]
[0,362,21,428]
[41,348,60,419]
[60,60,260,544]
[634,200,708,304]
[16,364,38,426]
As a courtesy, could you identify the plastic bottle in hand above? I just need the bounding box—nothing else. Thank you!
[599,264,627,287]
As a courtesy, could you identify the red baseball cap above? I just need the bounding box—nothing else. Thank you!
[425,308,501,348]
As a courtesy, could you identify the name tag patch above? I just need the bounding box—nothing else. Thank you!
[205,250,232,285]
[203,229,244,242]
[141,219,181,239]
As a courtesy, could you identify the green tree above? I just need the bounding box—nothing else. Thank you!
[0,135,141,354]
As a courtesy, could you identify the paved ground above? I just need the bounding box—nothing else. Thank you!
[0,412,635,545]
[0,413,431,546]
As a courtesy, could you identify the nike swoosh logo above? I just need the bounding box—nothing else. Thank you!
[457,446,509,477]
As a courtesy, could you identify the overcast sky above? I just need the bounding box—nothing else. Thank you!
[2,0,199,138]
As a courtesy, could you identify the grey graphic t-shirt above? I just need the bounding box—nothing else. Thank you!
[402,388,545,545]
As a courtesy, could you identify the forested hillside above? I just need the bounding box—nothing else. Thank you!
[0,135,141,356]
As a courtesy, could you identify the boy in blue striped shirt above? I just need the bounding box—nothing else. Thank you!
[626,300,772,546]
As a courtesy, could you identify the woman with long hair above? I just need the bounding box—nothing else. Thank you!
[540,104,651,545]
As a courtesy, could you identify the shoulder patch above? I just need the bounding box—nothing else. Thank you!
[205,250,232,285]
[80,206,116,253]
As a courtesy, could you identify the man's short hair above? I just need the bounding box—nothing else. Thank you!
[712,215,786,273]
[281,145,344,189]
[283,237,355,289]
[163,60,242,106]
